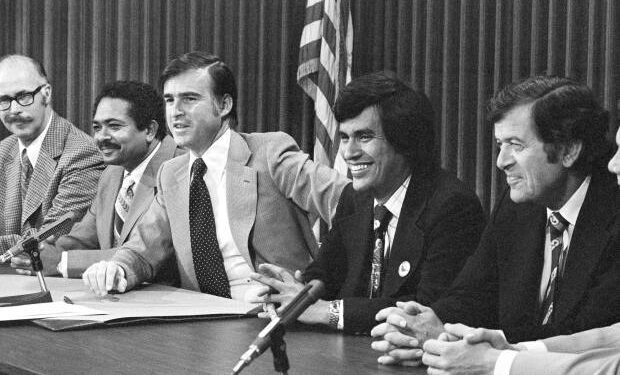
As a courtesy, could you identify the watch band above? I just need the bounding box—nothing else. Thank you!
[328,299,341,329]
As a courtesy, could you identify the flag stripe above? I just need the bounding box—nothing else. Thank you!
[298,0,352,172]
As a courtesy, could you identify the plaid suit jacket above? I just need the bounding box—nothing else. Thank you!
[0,111,104,253]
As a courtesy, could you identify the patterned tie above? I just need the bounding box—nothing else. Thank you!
[540,212,569,325]
[113,176,135,246]
[368,205,392,298]
[189,158,231,298]
[20,149,33,201]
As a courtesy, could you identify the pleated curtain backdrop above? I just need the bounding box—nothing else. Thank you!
[1,0,617,213]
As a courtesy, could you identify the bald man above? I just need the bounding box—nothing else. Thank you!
[0,54,104,257]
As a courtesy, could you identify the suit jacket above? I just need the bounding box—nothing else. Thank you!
[54,136,184,278]
[304,169,485,334]
[112,131,348,291]
[432,167,620,342]
[0,112,104,253]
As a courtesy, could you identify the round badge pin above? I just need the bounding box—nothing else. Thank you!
[398,261,411,277]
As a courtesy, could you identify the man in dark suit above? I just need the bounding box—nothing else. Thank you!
[81,52,348,301]
[385,122,620,375]
[249,72,485,334]
[0,54,104,256]
[371,76,620,366]
[11,81,183,282]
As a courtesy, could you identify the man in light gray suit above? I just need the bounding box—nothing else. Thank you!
[83,52,348,301]
[414,124,620,375]
[11,81,183,282]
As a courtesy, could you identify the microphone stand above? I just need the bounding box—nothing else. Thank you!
[22,237,48,293]
[269,324,289,375]
[0,238,52,307]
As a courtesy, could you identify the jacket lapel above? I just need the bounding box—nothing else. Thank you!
[226,131,257,270]
[1,140,22,233]
[382,178,428,296]
[554,172,616,323]
[338,193,373,297]
[501,201,546,325]
[99,167,123,248]
[120,137,178,243]
[22,112,65,225]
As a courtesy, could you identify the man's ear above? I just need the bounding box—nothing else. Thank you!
[41,84,52,105]
[145,120,158,142]
[562,140,583,168]
[218,94,233,117]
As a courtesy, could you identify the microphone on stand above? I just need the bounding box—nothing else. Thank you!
[0,211,77,263]
[231,281,325,375]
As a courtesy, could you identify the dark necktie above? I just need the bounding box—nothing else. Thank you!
[20,149,33,201]
[368,205,392,298]
[113,176,135,246]
[540,212,569,325]
[189,158,231,298]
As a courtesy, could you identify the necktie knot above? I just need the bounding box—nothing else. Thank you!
[549,212,568,233]
[374,205,392,232]
[191,158,207,181]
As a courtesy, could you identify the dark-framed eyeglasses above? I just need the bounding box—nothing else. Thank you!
[0,84,46,111]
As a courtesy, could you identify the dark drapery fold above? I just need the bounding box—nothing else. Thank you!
[1,0,617,212]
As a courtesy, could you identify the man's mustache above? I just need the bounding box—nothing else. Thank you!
[4,115,32,124]
[97,140,121,150]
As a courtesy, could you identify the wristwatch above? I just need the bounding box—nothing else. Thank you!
[328,299,341,329]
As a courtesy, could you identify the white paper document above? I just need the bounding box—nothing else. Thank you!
[0,302,105,321]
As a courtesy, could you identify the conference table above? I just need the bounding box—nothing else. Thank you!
[0,265,425,375]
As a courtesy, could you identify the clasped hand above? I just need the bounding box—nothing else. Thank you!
[248,263,327,325]
[370,301,444,366]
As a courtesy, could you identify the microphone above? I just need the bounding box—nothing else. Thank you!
[0,211,77,263]
[231,281,325,375]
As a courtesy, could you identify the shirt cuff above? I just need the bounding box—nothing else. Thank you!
[493,350,518,375]
[519,340,548,352]
[57,251,68,278]
[337,299,344,330]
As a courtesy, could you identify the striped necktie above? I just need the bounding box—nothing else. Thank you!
[114,176,135,246]
[540,211,569,325]
[369,204,392,298]
[20,149,33,201]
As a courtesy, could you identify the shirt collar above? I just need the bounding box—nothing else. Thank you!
[546,175,591,227]
[123,140,162,184]
[18,114,52,168]
[188,128,230,182]
[374,175,411,220]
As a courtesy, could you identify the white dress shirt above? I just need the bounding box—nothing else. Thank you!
[337,175,411,329]
[188,129,259,301]
[17,114,52,168]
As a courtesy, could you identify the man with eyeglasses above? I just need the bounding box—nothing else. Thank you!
[0,54,104,257]
[249,72,485,335]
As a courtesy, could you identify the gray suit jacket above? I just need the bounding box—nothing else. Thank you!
[54,136,183,277]
[112,131,348,291]
[510,324,620,375]
[0,112,104,253]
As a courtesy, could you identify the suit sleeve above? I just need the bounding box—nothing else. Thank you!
[541,324,620,353]
[510,349,620,375]
[431,210,502,330]
[110,167,174,290]
[342,190,485,334]
[266,132,349,227]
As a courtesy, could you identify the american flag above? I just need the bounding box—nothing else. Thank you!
[297,0,353,175]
